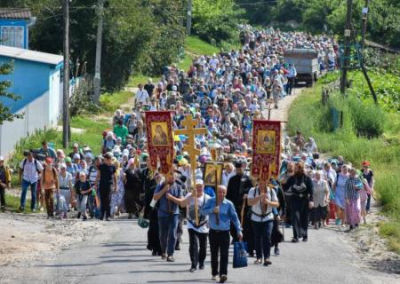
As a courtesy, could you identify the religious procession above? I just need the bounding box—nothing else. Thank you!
[2,27,375,283]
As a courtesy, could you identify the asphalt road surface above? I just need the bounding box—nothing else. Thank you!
[2,218,399,284]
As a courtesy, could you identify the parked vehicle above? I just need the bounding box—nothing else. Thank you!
[284,49,319,87]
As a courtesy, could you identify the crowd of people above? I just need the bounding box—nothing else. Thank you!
[0,27,375,283]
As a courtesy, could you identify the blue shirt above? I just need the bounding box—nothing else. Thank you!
[201,197,242,233]
[155,183,183,217]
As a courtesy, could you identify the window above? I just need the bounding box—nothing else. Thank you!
[1,26,24,48]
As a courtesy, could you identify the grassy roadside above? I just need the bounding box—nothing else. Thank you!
[287,78,400,253]
[128,36,220,87]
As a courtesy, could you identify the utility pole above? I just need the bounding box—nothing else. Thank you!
[360,0,370,50]
[186,0,192,35]
[357,0,378,104]
[62,0,70,148]
[340,0,353,95]
[93,0,104,104]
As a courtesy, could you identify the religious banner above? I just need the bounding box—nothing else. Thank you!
[252,120,281,180]
[145,111,174,174]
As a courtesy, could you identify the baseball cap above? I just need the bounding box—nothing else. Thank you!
[195,179,204,186]
[0,156,4,161]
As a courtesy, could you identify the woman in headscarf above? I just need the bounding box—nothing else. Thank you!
[283,162,313,242]
[58,163,73,219]
[305,137,318,154]
[344,168,363,231]
[311,171,330,229]
[123,158,143,219]
[333,165,350,227]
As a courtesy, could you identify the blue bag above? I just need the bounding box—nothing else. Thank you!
[233,242,248,268]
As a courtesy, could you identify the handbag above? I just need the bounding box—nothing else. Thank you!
[233,241,248,268]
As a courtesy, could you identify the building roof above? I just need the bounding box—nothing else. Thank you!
[0,8,32,20]
[0,45,63,66]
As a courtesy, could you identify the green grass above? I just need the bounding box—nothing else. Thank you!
[127,74,159,88]
[288,74,400,253]
[128,35,220,86]
[185,35,220,56]
[3,193,35,213]
[100,90,133,112]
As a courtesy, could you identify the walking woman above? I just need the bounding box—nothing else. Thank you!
[344,169,363,231]
[334,165,349,226]
[311,171,330,229]
[123,158,143,219]
[247,180,279,266]
[283,162,313,242]
[58,164,73,218]
[361,161,374,214]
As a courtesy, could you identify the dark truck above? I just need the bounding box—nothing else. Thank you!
[284,49,319,87]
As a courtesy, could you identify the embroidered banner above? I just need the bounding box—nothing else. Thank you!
[145,111,174,174]
[251,120,281,180]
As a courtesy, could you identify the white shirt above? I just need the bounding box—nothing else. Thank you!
[185,193,210,233]
[20,158,43,183]
[221,170,234,187]
[248,187,278,222]
[136,89,149,104]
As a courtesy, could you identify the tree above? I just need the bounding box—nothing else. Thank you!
[192,0,246,45]
[0,62,22,125]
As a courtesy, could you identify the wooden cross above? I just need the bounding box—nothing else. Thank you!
[174,114,207,226]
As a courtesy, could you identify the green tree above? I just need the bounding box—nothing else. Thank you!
[192,0,246,45]
[0,62,22,125]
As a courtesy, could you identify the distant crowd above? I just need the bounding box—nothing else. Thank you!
[0,26,374,283]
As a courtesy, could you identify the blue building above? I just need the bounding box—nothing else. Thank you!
[0,45,64,157]
[0,8,35,49]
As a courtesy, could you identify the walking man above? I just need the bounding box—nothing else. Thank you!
[201,185,242,283]
[95,153,117,221]
[19,150,43,212]
[153,170,183,262]
[180,179,211,272]
[41,157,59,218]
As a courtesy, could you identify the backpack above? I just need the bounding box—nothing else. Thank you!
[22,158,41,174]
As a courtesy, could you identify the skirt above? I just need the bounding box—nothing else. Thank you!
[311,206,328,222]
[345,198,361,226]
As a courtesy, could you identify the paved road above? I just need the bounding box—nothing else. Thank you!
[2,217,399,284]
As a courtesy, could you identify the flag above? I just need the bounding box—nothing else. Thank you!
[145,111,174,174]
[252,120,281,180]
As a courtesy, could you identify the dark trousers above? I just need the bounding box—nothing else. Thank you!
[188,228,208,268]
[99,186,111,219]
[0,187,5,208]
[291,196,309,239]
[286,77,295,95]
[252,220,273,260]
[366,194,371,212]
[209,229,230,277]
[285,196,292,225]
[44,189,54,216]
[147,209,162,254]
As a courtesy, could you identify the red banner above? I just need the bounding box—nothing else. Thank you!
[145,111,174,174]
[252,120,281,180]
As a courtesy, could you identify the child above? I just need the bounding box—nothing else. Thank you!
[74,172,92,220]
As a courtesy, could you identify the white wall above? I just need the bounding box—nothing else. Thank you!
[0,75,82,158]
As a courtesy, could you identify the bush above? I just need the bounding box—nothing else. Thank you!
[347,96,386,138]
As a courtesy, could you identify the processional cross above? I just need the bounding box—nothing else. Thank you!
[174,114,208,226]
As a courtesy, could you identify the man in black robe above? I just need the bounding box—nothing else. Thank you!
[226,160,254,255]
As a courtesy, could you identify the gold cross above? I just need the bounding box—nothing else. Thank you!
[174,114,208,184]
[174,114,208,226]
